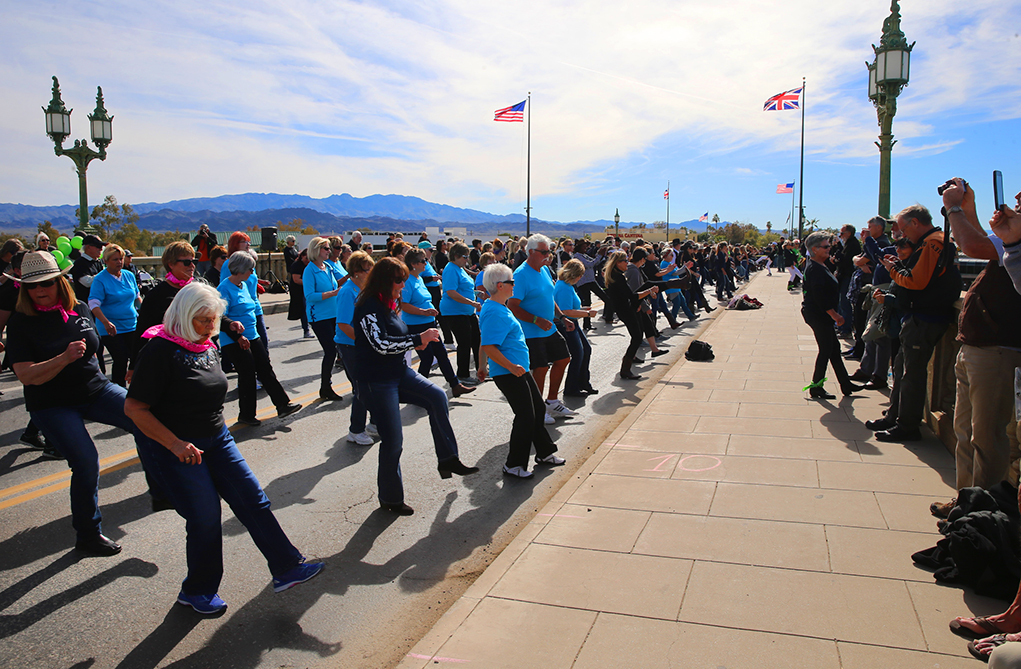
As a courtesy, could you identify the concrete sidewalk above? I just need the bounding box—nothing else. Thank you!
[397,271,995,669]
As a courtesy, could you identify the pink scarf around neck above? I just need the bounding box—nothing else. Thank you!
[142,324,215,352]
[35,303,76,323]
[165,274,193,289]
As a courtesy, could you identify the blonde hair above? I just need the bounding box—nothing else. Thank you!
[162,241,196,271]
[307,236,330,259]
[558,258,585,283]
[102,244,125,263]
[603,251,628,286]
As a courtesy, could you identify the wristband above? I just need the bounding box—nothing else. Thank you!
[532,315,538,324]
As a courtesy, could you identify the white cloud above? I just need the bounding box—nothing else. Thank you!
[2,0,1019,219]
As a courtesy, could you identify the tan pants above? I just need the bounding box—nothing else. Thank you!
[954,345,1021,491]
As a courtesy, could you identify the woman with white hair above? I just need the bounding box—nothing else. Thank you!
[219,252,301,425]
[480,263,564,478]
[89,243,141,386]
[303,237,342,400]
[125,282,323,615]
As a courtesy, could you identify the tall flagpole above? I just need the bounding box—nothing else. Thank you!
[526,92,531,237]
[797,77,805,240]
[790,181,796,238]
[665,181,670,241]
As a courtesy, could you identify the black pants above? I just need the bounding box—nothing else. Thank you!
[442,314,480,378]
[802,308,850,389]
[222,338,290,419]
[428,285,453,343]
[887,316,948,429]
[310,318,337,388]
[576,281,605,329]
[615,301,644,361]
[101,331,137,387]
[408,321,457,384]
[493,372,558,469]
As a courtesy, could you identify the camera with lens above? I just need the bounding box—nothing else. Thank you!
[937,179,967,196]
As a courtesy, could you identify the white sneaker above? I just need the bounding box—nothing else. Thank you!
[365,423,379,437]
[503,465,534,479]
[545,399,577,417]
[536,454,566,466]
[346,431,373,445]
[544,412,555,425]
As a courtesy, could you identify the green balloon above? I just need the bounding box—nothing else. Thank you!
[58,258,72,270]
[56,237,71,253]
[71,236,83,250]
[51,249,65,263]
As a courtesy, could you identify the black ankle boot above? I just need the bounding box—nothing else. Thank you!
[809,386,836,400]
[437,457,479,479]
[620,357,643,380]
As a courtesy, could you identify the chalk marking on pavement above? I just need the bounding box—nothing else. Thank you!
[407,653,469,663]
[677,454,723,472]
[643,454,677,472]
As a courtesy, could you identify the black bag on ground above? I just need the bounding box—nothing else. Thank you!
[685,340,714,361]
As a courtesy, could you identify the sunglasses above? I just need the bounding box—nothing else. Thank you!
[331,247,343,251]
[28,279,57,288]
[533,249,551,256]
[176,258,196,266]
[500,280,515,285]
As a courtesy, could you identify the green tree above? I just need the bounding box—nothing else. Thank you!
[712,214,720,225]
[89,195,139,239]
[37,220,66,245]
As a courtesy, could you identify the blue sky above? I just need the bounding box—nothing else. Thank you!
[2,0,1019,230]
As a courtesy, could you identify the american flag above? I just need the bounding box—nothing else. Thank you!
[763,87,802,112]
[777,182,794,194]
[698,212,709,223]
[664,189,669,200]
[494,100,526,122]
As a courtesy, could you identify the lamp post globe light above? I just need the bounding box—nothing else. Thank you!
[867,0,913,219]
[43,76,114,232]
[614,208,620,240]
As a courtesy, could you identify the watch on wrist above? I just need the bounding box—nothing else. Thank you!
[948,206,964,215]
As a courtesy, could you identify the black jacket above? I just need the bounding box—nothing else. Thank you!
[351,294,423,382]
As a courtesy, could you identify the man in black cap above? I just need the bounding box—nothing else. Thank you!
[70,234,108,372]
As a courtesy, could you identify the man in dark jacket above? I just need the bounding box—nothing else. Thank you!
[834,224,861,335]
[190,224,217,276]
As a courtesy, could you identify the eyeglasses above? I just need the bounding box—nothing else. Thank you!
[331,247,342,251]
[176,258,196,266]
[28,279,57,289]
[193,317,217,327]
[818,244,832,249]
[533,249,551,256]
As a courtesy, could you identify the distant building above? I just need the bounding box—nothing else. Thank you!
[602,226,697,243]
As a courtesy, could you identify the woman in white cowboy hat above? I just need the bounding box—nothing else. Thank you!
[4,251,147,556]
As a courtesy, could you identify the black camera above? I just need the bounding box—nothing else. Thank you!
[937,179,968,196]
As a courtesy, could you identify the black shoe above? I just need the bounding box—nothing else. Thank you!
[319,386,343,401]
[563,390,588,397]
[380,502,414,516]
[151,497,175,513]
[843,353,863,361]
[451,383,476,398]
[582,386,599,395]
[40,446,66,460]
[237,415,262,427]
[874,425,922,442]
[276,403,302,418]
[809,387,836,400]
[437,457,480,479]
[841,383,865,396]
[863,380,888,391]
[848,371,870,382]
[865,417,896,431]
[20,432,47,450]
[704,306,716,313]
[76,533,122,557]
[651,350,669,357]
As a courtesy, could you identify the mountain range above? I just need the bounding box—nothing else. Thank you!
[0,192,709,236]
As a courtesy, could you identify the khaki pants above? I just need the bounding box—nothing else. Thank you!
[954,345,1021,491]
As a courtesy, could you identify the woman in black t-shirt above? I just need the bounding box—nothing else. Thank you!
[124,282,323,615]
[5,252,145,557]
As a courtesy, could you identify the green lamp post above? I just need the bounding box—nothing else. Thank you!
[43,76,114,232]
[614,208,620,240]
[867,0,913,219]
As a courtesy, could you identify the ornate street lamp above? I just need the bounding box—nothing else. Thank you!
[43,76,114,231]
[614,208,620,240]
[867,0,913,219]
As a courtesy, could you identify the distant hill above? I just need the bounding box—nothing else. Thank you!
[0,192,710,236]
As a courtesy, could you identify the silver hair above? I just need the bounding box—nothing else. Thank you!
[227,250,256,275]
[483,262,514,293]
[285,235,296,243]
[163,282,226,343]
[867,216,887,230]
[525,234,552,252]
[804,231,834,251]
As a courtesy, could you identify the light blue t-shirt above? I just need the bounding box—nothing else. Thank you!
[479,300,529,377]
[421,260,439,285]
[303,261,338,323]
[512,262,556,339]
[89,269,139,336]
[660,260,681,295]
[218,279,259,347]
[326,258,348,280]
[221,259,264,316]
[439,262,476,316]
[333,279,361,347]
[402,274,436,326]
[553,279,581,313]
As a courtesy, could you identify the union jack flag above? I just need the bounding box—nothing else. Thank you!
[777,182,794,194]
[763,87,802,112]
[698,212,709,223]
[494,100,526,122]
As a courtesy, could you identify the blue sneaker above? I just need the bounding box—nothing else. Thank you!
[273,558,325,593]
[176,591,227,615]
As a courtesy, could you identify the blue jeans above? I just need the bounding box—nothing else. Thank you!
[666,291,695,320]
[135,425,302,596]
[339,345,368,433]
[557,320,591,393]
[356,366,459,504]
[32,381,139,541]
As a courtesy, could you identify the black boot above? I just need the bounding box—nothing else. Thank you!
[808,386,836,400]
[620,357,643,380]
[320,385,343,401]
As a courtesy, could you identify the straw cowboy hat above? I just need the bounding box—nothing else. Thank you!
[4,250,71,283]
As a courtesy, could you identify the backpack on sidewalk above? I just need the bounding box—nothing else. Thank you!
[685,340,714,362]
